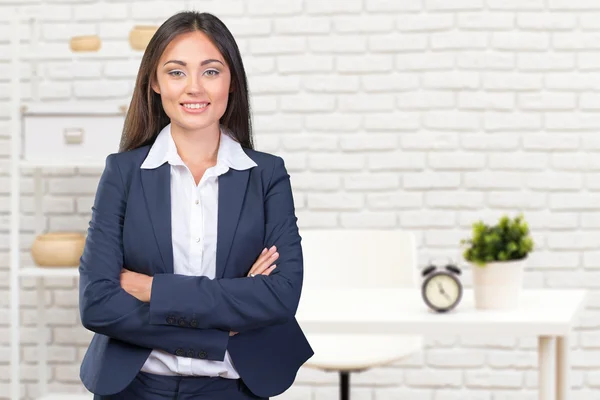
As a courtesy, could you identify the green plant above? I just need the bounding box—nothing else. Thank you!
[460,213,534,267]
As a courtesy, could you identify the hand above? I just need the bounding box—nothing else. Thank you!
[247,246,279,278]
[229,246,280,337]
[120,269,153,303]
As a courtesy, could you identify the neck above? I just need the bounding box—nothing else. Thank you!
[170,122,220,167]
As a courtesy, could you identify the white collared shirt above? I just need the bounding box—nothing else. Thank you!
[139,123,257,378]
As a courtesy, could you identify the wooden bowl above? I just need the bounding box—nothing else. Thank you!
[129,25,158,50]
[31,232,86,267]
[69,35,101,52]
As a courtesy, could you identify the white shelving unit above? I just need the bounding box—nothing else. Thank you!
[18,267,81,278]
[37,394,91,400]
[9,10,126,400]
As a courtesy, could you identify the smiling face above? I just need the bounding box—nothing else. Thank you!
[151,30,232,134]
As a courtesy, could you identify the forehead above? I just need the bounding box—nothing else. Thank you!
[159,31,225,64]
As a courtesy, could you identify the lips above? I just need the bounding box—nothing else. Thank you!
[180,102,210,108]
[180,102,211,114]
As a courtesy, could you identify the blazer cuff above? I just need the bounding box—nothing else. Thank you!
[150,274,196,328]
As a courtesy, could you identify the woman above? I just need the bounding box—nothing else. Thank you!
[78,11,313,400]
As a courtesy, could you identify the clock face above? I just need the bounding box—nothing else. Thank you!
[423,272,462,312]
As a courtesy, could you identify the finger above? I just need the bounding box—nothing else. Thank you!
[248,247,277,276]
[249,251,278,276]
[258,246,276,264]
[247,253,262,276]
[262,264,277,276]
[248,248,269,275]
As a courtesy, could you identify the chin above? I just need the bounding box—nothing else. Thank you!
[173,117,219,132]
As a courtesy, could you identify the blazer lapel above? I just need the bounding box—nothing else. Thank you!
[141,164,174,275]
[216,168,250,278]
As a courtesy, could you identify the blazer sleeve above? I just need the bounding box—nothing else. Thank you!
[149,155,303,333]
[78,154,229,361]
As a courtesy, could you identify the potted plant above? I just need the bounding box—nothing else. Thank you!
[460,214,535,310]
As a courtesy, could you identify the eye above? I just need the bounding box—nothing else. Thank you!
[204,69,220,77]
[168,70,185,77]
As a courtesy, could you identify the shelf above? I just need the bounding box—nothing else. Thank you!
[22,102,126,116]
[38,394,91,400]
[20,160,106,169]
[19,267,79,278]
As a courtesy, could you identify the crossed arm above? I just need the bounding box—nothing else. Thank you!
[119,245,279,336]
[79,153,303,360]
[119,245,279,302]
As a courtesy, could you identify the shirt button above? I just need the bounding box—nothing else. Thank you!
[195,199,199,205]
[196,237,201,243]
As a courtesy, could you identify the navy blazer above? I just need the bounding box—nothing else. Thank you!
[78,144,314,398]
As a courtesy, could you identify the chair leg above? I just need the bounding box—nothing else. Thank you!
[340,371,350,400]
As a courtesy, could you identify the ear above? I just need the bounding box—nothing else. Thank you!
[151,79,160,94]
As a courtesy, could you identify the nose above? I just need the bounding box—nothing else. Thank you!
[185,74,205,95]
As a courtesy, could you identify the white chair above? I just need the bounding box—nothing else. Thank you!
[298,229,423,400]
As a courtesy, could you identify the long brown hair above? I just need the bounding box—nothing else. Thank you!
[119,11,253,152]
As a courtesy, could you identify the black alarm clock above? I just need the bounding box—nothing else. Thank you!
[421,258,463,313]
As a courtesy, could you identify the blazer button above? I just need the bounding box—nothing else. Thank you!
[198,350,207,359]
[190,319,199,328]
[186,350,195,358]
[166,316,176,325]
[178,318,187,327]
[175,348,185,357]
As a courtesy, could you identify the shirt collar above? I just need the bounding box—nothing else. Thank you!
[140,123,257,172]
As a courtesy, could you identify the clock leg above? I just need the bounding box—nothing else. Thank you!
[556,335,570,400]
[538,336,554,400]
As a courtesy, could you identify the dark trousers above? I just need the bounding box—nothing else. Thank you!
[93,371,267,400]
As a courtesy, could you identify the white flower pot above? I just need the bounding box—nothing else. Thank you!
[471,258,526,310]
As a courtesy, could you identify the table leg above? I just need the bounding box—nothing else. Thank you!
[539,336,554,400]
[556,336,570,400]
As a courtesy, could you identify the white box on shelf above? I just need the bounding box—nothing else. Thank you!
[21,102,126,167]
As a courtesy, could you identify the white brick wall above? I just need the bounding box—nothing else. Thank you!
[1,0,597,399]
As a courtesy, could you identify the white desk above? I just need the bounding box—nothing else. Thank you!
[296,288,587,400]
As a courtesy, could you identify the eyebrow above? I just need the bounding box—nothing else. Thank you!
[163,59,224,67]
